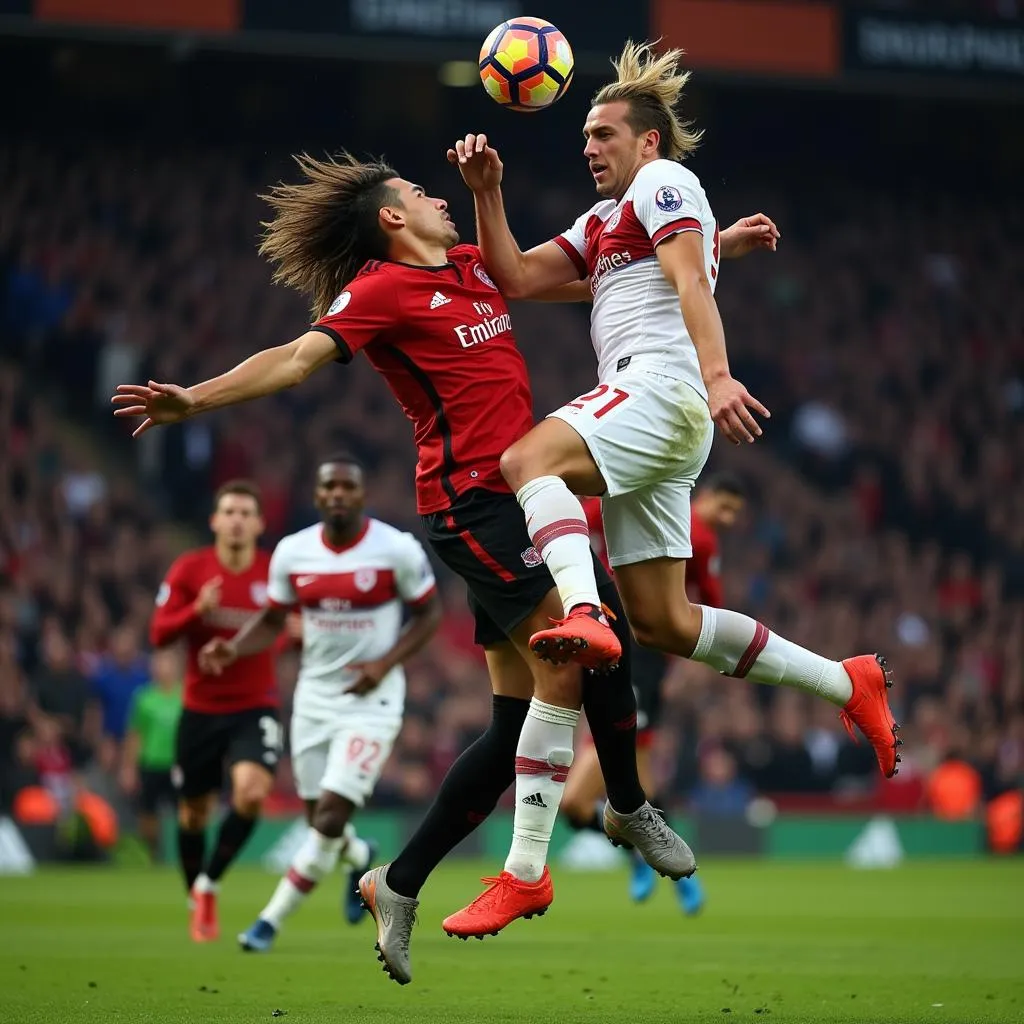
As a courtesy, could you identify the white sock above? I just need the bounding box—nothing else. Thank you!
[505,698,579,883]
[693,605,853,706]
[339,822,371,871]
[193,872,218,895]
[260,828,343,929]
[517,476,600,614]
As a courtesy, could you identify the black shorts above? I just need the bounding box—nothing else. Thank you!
[173,707,281,799]
[631,640,667,742]
[138,768,176,814]
[422,488,610,647]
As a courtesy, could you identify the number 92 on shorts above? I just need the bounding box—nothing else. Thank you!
[290,713,401,807]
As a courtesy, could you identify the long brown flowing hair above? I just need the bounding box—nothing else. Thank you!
[259,152,399,320]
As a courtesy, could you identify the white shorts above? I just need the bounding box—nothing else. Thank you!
[548,370,713,567]
[290,712,402,806]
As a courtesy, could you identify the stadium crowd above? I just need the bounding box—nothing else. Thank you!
[1,130,1021,840]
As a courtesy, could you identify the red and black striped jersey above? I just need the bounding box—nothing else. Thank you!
[312,245,534,514]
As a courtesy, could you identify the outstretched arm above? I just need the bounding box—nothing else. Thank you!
[111,330,339,437]
[448,133,580,300]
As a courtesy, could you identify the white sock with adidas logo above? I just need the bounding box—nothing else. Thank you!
[504,698,579,883]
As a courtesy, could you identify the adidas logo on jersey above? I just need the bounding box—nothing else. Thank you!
[429,291,451,309]
[521,792,548,808]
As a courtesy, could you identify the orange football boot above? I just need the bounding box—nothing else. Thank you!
[190,887,219,942]
[529,603,622,670]
[442,868,553,940]
[839,654,902,778]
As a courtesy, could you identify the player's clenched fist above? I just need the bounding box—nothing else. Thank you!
[447,132,504,192]
[707,375,771,445]
[345,659,390,696]
[193,576,223,616]
[198,636,238,676]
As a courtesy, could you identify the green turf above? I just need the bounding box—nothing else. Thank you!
[2,859,1023,1023]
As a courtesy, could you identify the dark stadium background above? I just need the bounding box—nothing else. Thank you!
[1,0,1022,866]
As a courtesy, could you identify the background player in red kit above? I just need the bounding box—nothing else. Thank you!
[150,480,283,942]
[113,153,693,984]
[564,473,746,913]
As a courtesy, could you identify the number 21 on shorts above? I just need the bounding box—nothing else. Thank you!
[564,383,631,420]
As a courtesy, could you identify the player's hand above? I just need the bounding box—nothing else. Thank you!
[719,213,779,259]
[447,133,504,192]
[707,375,770,445]
[345,659,390,696]
[193,576,223,616]
[199,636,237,676]
[111,380,195,438]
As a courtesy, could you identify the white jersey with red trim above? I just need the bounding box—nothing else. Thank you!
[266,519,436,719]
[554,158,720,396]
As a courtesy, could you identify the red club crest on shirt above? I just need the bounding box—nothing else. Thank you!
[250,582,269,606]
[473,264,497,289]
[354,569,378,593]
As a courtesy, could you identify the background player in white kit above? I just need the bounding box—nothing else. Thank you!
[449,41,901,784]
[198,455,441,951]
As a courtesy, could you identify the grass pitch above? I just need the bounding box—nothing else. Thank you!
[2,859,1023,1023]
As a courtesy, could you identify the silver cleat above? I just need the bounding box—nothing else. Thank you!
[358,865,418,986]
[603,800,697,880]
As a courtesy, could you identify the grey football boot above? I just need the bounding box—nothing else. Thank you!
[359,865,419,985]
[603,800,697,880]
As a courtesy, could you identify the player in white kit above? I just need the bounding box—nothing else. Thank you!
[449,41,901,784]
[198,455,441,951]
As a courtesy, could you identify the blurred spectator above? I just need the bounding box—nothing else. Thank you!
[27,627,99,777]
[88,625,149,771]
[690,747,754,818]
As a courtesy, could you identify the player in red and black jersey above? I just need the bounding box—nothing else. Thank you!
[150,480,284,942]
[565,474,746,914]
[113,153,694,983]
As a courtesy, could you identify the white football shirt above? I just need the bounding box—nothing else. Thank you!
[266,519,436,719]
[554,159,720,396]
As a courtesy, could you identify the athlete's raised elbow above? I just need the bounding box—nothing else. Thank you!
[495,272,531,301]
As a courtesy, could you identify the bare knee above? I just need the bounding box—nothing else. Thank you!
[178,798,212,832]
[231,765,273,818]
[532,660,583,710]
[629,605,702,657]
[311,792,355,839]
[500,441,535,494]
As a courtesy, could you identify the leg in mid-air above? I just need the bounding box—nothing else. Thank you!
[612,552,900,779]
[503,385,900,780]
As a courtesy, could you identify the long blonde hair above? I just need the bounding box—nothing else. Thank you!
[592,41,702,161]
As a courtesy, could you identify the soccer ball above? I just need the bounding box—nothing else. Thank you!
[478,17,574,112]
